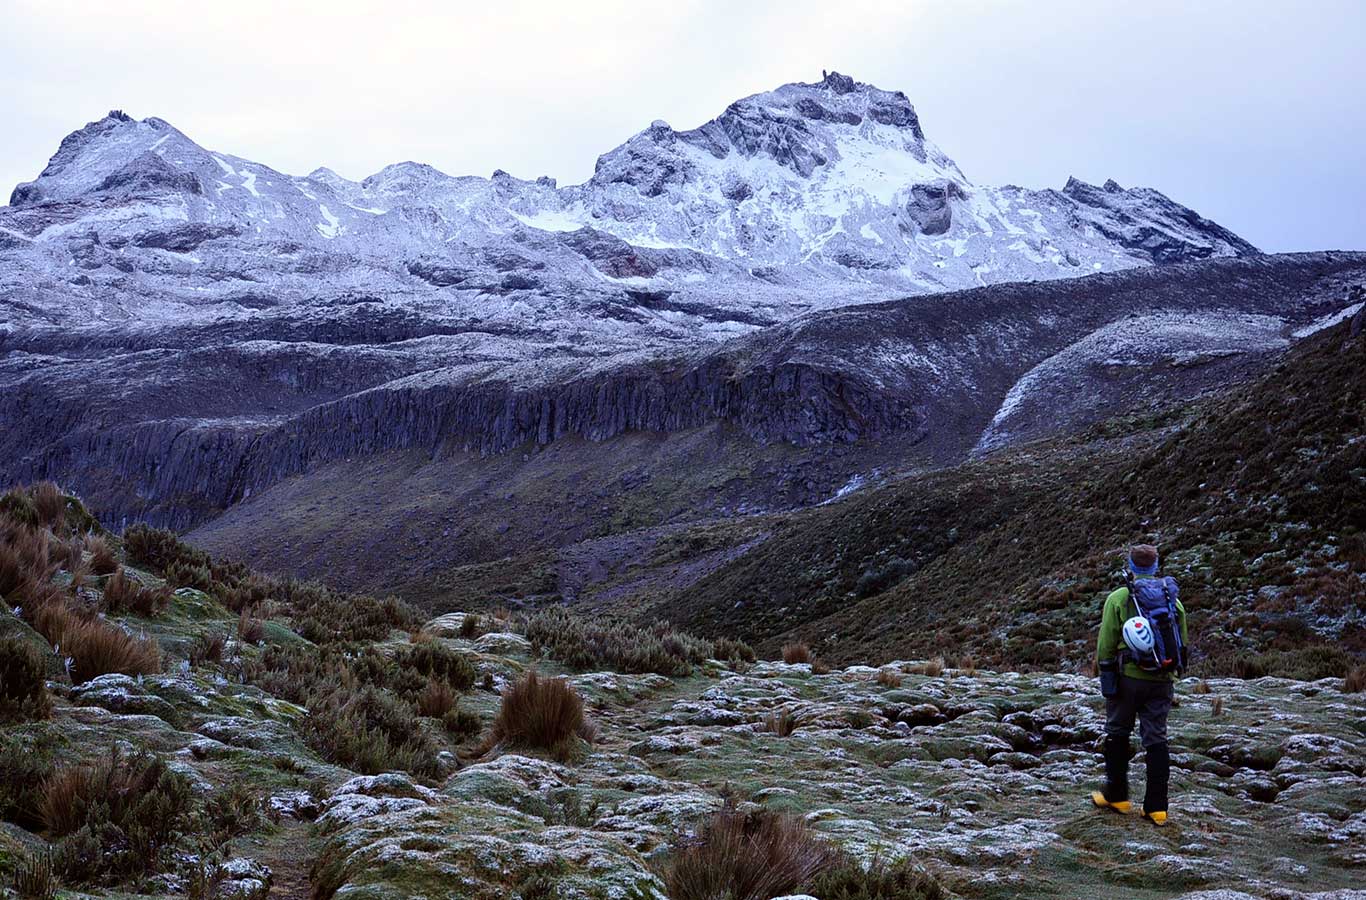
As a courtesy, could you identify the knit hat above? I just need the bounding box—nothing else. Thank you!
[1128,544,1159,576]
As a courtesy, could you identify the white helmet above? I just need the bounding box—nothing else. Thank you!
[1122,616,1155,656]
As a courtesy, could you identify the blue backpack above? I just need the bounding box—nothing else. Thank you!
[1125,575,1187,674]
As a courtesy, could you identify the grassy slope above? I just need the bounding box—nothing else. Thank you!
[645,315,1365,676]
[187,422,922,610]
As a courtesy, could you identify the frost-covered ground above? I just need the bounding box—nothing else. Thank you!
[13,589,1365,900]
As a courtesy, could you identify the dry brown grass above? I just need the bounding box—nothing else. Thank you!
[30,482,66,530]
[84,535,118,576]
[489,670,585,760]
[189,631,227,667]
[909,657,945,677]
[51,536,84,572]
[35,603,160,683]
[1343,666,1365,694]
[1193,679,1212,695]
[415,679,457,718]
[0,527,57,601]
[102,569,172,617]
[875,669,904,688]
[666,802,840,900]
[781,642,813,664]
[955,655,977,676]
[237,610,265,644]
[1211,696,1225,717]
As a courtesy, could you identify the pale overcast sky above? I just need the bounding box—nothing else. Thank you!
[2,0,1362,252]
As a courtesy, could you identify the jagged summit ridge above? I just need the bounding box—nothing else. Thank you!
[1,72,1258,334]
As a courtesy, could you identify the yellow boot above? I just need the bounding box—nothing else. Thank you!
[1141,809,1168,826]
[1091,791,1132,814]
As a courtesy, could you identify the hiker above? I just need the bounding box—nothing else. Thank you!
[1091,543,1187,826]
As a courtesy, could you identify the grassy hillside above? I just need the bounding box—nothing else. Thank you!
[645,312,1365,677]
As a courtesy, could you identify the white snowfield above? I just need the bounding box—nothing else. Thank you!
[0,71,1256,343]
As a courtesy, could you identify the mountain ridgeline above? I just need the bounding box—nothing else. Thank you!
[1,73,1362,641]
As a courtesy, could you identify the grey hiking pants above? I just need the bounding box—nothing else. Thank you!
[1104,675,1173,748]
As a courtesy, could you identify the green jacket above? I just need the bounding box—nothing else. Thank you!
[1096,576,1188,682]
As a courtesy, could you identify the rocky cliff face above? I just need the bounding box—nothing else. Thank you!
[5,252,1362,530]
[0,71,1321,530]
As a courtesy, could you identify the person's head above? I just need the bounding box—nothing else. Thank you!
[1128,544,1159,576]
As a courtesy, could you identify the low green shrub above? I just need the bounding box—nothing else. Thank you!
[42,749,193,884]
[809,856,944,899]
[202,781,268,842]
[304,685,441,779]
[855,557,918,598]
[0,636,52,722]
[0,731,58,830]
[525,607,726,676]
[441,703,481,739]
[394,641,476,691]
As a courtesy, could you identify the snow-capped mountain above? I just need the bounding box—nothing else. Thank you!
[2,71,1254,336]
[10,71,1352,537]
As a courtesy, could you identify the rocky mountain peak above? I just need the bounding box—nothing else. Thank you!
[820,69,859,94]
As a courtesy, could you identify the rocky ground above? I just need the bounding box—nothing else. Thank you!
[5,579,1364,899]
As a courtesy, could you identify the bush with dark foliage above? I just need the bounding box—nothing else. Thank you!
[0,637,52,722]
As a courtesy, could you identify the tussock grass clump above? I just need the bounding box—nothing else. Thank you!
[101,569,172,617]
[1228,645,1355,681]
[489,669,585,760]
[189,630,227,667]
[1345,665,1366,694]
[164,558,213,591]
[304,685,442,779]
[288,582,416,644]
[31,482,66,530]
[525,607,727,676]
[909,658,945,677]
[459,613,483,638]
[415,679,457,718]
[237,610,265,644]
[83,535,118,576]
[41,749,193,883]
[809,855,945,900]
[0,637,52,722]
[667,803,840,900]
[122,523,208,573]
[782,642,813,664]
[0,486,41,528]
[34,603,161,684]
[876,669,904,689]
